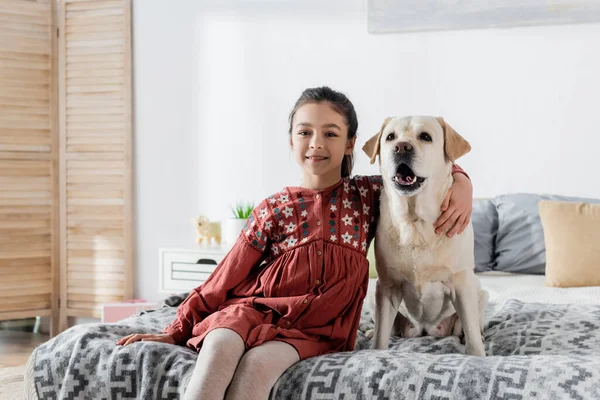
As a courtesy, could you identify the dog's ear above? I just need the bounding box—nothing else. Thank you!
[362,117,392,164]
[437,117,471,162]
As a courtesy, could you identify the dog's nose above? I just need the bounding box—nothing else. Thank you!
[395,142,413,154]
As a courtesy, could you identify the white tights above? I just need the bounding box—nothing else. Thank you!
[182,328,300,400]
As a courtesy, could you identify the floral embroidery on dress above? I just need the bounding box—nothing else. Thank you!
[242,176,383,256]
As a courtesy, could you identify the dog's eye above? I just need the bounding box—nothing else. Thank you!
[419,132,432,142]
[386,133,395,141]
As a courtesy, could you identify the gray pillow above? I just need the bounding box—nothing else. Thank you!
[472,199,497,273]
[492,193,600,274]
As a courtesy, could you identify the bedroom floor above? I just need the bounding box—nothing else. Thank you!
[0,331,49,367]
[0,332,48,400]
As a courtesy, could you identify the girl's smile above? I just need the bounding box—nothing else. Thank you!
[306,155,329,162]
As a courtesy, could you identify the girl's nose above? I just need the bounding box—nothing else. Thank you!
[310,135,324,149]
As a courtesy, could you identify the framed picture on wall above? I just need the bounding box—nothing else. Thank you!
[368,0,600,33]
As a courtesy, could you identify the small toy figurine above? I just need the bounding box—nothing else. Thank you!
[194,216,221,246]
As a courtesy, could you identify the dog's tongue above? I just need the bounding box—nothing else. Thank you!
[396,173,416,185]
[395,164,418,185]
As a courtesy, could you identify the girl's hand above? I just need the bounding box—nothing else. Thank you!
[433,173,473,237]
[116,333,175,346]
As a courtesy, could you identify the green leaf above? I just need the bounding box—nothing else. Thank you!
[231,201,255,219]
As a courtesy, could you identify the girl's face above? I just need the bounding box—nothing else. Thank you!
[290,102,355,185]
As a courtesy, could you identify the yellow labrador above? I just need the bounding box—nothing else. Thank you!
[363,116,487,357]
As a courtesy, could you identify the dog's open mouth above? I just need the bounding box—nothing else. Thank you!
[393,163,425,188]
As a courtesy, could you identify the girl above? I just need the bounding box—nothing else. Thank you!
[117,86,473,400]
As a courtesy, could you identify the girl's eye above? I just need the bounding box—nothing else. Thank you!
[386,133,395,141]
[419,132,432,142]
[326,132,338,137]
[298,130,310,136]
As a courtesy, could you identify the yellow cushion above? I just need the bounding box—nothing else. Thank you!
[367,242,378,278]
[539,200,600,288]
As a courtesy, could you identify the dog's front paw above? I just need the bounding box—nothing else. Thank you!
[364,328,374,340]
[465,343,486,357]
[467,347,486,357]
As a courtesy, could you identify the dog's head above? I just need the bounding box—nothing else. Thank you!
[362,116,470,196]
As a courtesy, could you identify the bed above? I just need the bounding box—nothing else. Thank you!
[25,272,600,399]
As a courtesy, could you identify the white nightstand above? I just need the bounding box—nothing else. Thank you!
[159,246,229,294]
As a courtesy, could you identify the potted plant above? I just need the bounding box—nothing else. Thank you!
[223,201,254,245]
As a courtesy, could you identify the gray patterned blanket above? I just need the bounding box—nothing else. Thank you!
[30,295,600,399]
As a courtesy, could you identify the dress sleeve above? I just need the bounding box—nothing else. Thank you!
[351,175,384,243]
[356,175,383,205]
[163,198,276,345]
[451,163,469,180]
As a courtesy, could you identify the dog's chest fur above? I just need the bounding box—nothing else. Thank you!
[376,191,458,292]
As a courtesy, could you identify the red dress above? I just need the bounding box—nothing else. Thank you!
[164,167,467,360]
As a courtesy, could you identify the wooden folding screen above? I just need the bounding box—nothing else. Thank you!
[0,0,58,333]
[57,0,132,330]
[0,0,132,335]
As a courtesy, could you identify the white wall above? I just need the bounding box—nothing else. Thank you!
[132,0,600,301]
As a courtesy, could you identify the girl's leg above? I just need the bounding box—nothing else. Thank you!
[225,341,300,400]
[183,328,245,400]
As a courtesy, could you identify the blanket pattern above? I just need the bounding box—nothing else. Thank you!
[31,296,600,399]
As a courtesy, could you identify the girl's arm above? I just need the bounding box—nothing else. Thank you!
[434,164,473,237]
[163,200,275,345]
